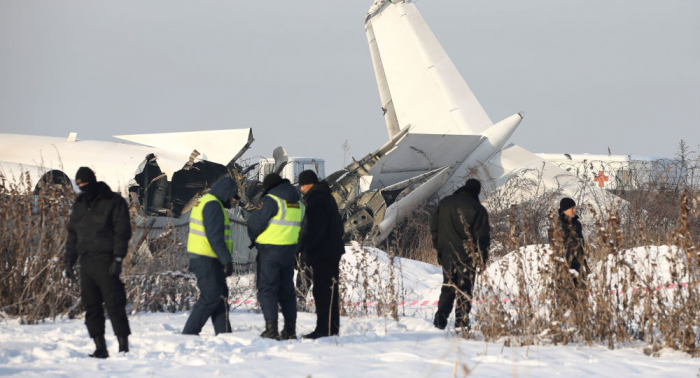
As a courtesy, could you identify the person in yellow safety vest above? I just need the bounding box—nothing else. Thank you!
[247,173,305,340]
[182,177,239,336]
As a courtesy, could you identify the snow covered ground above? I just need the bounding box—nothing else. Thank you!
[1,246,699,377]
[482,245,689,298]
[2,311,699,377]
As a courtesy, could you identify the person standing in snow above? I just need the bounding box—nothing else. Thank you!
[555,197,589,287]
[296,170,345,339]
[247,173,305,340]
[63,167,132,358]
[430,178,490,333]
[182,177,239,336]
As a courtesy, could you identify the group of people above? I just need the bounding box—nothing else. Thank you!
[180,169,345,341]
[63,166,586,358]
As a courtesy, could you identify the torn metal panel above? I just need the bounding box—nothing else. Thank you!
[128,154,230,218]
[227,130,255,170]
[342,190,387,241]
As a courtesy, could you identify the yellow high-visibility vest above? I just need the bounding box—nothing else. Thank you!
[187,193,232,258]
[256,194,305,245]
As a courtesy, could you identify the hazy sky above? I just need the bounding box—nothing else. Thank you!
[1,0,698,172]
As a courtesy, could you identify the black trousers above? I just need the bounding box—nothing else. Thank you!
[436,266,475,328]
[80,254,131,338]
[311,257,341,336]
[182,257,231,335]
[256,246,296,324]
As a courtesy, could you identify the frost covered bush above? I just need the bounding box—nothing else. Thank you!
[0,172,78,323]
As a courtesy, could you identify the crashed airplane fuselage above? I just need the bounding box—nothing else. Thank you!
[0,129,253,217]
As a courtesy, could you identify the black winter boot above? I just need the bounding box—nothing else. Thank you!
[301,330,323,340]
[89,335,109,358]
[117,335,129,353]
[279,321,296,340]
[433,312,448,330]
[260,321,279,340]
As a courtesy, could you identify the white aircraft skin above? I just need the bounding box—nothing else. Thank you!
[363,0,618,240]
[0,129,253,193]
[365,0,613,216]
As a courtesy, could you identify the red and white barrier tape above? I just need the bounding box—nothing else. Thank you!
[142,281,694,308]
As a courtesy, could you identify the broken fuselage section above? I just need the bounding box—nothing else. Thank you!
[322,126,450,243]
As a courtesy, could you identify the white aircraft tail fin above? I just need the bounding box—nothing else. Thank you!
[365,1,493,137]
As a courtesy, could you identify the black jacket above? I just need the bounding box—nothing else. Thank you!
[297,181,345,266]
[430,186,490,271]
[557,211,587,274]
[194,177,239,264]
[247,180,301,246]
[65,182,132,265]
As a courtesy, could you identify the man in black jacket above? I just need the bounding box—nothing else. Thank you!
[555,197,588,287]
[430,178,490,333]
[63,167,132,358]
[296,170,345,339]
[182,177,239,336]
[247,174,304,340]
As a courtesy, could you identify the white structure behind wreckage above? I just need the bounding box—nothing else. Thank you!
[536,153,684,192]
[356,0,622,241]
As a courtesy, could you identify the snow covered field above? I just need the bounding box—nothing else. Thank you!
[2,246,699,377]
[2,311,699,377]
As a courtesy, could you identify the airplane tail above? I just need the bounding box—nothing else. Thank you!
[365,0,493,138]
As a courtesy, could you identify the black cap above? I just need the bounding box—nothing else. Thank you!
[262,173,283,193]
[75,167,96,185]
[560,197,576,212]
[298,170,319,186]
[464,178,481,196]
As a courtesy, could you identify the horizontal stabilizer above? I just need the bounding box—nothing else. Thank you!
[368,133,482,189]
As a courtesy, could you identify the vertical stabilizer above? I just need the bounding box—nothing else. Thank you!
[365,0,493,136]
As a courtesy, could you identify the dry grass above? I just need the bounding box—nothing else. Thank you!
[380,145,700,354]
[0,170,257,322]
[0,173,78,323]
[2,145,700,356]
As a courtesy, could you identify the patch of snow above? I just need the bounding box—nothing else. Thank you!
[1,312,699,377]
